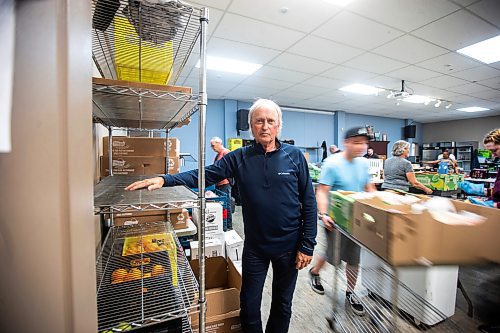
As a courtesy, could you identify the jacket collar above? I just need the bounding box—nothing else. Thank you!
[252,138,282,154]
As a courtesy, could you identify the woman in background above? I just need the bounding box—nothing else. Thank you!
[382,140,433,194]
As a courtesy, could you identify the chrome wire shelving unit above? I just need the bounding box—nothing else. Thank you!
[96,221,198,332]
[328,227,464,333]
[91,0,209,331]
[94,175,198,214]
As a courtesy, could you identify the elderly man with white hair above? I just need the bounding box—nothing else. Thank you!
[382,140,433,194]
[125,98,317,333]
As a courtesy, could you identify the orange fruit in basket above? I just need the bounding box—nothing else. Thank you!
[125,268,142,281]
[151,264,166,277]
[111,268,128,284]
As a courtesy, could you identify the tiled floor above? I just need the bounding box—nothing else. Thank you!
[230,207,498,332]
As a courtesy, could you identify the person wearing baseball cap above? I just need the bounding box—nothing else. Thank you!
[309,126,377,317]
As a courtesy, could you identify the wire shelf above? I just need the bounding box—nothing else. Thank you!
[94,175,198,214]
[92,77,198,130]
[92,0,201,85]
[96,221,198,332]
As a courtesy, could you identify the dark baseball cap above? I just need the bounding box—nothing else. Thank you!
[344,126,370,139]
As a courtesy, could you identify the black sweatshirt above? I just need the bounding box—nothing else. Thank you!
[162,140,317,256]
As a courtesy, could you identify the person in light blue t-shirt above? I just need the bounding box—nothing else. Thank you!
[309,127,377,317]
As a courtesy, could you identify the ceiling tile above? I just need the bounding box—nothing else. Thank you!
[273,88,324,100]
[188,0,231,10]
[267,53,335,75]
[213,13,305,50]
[467,0,500,27]
[227,84,281,99]
[252,66,313,83]
[372,35,449,63]
[478,76,500,89]
[364,75,403,90]
[313,11,404,50]
[411,9,499,50]
[450,66,500,82]
[227,0,342,33]
[207,37,281,64]
[472,88,500,100]
[448,94,483,103]
[287,36,364,64]
[420,75,468,89]
[239,76,295,90]
[301,76,347,89]
[417,52,483,74]
[386,66,441,82]
[286,83,331,95]
[322,65,378,81]
[447,82,497,94]
[343,53,408,74]
[346,0,460,32]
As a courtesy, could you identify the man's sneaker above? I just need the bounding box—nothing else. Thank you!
[346,292,366,316]
[309,269,325,294]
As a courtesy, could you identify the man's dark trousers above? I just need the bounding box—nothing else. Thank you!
[216,183,232,230]
[240,246,298,333]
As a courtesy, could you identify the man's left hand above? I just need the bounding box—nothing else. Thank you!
[295,251,312,270]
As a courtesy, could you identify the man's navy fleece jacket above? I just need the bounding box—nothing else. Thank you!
[162,140,317,256]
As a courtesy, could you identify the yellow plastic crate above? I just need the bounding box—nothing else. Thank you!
[114,17,173,84]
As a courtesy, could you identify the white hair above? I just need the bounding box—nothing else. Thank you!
[248,98,283,137]
[392,140,410,156]
[210,136,222,144]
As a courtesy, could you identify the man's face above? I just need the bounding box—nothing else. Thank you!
[344,136,368,157]
[329,145,337,154]
[367,148,374,156]
[251,106,280,146]
[485,142,500,158]
[210,141,221,153]
[442,151,449,159]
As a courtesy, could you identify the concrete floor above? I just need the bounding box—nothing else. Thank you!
[230,206,494,333]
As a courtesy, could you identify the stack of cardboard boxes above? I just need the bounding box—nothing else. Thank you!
[100,136,180,177]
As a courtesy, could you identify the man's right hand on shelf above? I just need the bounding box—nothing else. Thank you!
[322,215,335,231]
[424,187,433,195]
[125,177,165,191]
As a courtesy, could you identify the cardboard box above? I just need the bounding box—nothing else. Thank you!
[193,202,224,235]
[352,197,500,265]
[103,137,180,157]
[207,232,226,257]
[100,156,166,176]
[328,191,356,233]
[190,239,223,260]
[100,156,179,176]
[190,257,242,333]
[168,208,189,230]
[224,230,244,262]
[414,172,462,191]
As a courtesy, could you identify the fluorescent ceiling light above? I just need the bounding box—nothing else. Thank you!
[457,35,500,64]
[456,106,490,112]
[196,56,262,75]
[339,83,384,95]
[402,95,433,104]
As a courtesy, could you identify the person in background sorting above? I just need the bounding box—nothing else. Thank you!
[309,127,377,317]
[437,148,456,161]
[465,128,500,208]
[329,144,341,155]
[382,140,433,194]
[125,99,317,333]
[210,136,233,230]
[424,150,458,174]
[363,147,379,159]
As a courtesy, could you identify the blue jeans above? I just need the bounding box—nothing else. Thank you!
[216,183,232,230]
[240,247,298,333]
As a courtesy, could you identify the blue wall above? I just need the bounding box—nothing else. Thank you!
[344,113,406,153]
[170,100,407,171]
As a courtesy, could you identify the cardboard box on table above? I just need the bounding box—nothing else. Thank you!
[190,257,242,333]
[352,197,500,265]
[414,172,463,191]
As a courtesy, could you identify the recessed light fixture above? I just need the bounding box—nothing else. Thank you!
[196,56,262,75]
[402,95,433,104]
[339,83,384,95]
[457,35,500,64]
[456,106,490,112]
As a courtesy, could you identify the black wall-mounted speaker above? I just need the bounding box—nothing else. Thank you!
[237,109,249,131]
[404,125,416,139]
